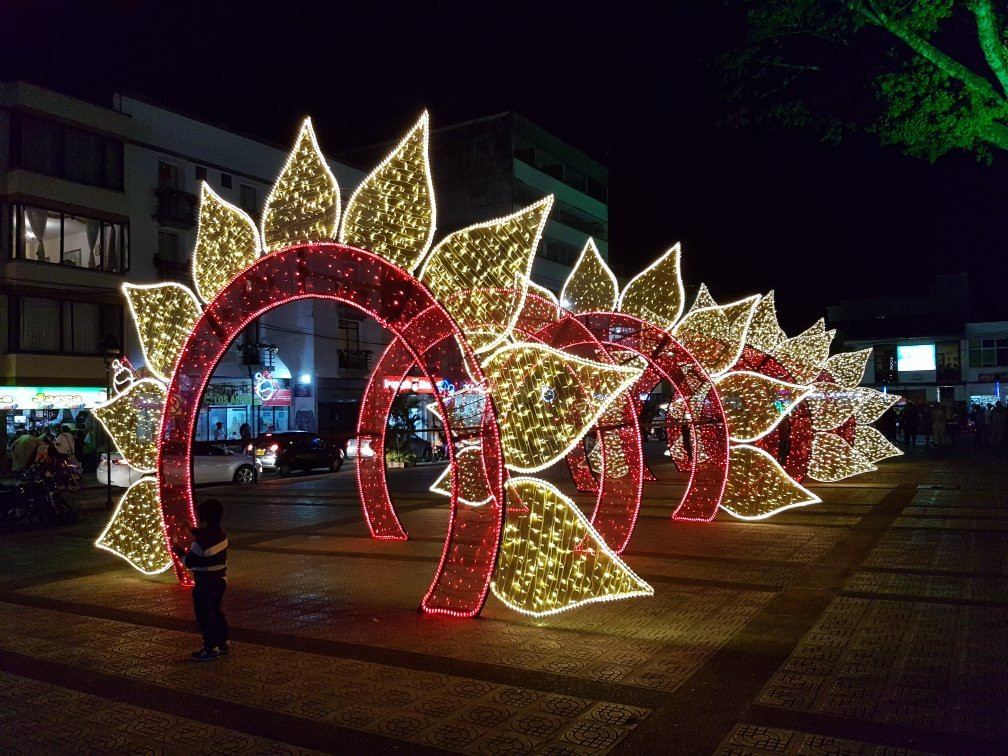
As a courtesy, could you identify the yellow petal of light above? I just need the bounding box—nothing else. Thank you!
[428,444,494,506]
[854,424,903,462]
[714,371,812,443]
[123,283,202,382]
[92,379,167,472]
[94,478,172,575]
[482,342,642,473]
[617,243,685,330]
[490,477,652,617]
[768,329,835,384]
[671,295,759,376]
[560,238,618,313]
[806,382,861,431]
[340,112,435,271]
[852,388,900,424]
[746,291,787,353]
[807,432,876,482]
[689,283,718,313]
[515,282,560,334]
[720,445,820,520]
[823,348,872,389]
[798,318,826,336]
[419,197,553,353]
[261,117,340,254]
[192,184,260,303]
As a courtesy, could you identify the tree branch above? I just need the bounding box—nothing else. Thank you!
[852,0,1007,105]
[971,0,1008,97]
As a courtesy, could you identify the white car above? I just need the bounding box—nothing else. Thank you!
[97,444,262,487]
[345,436,374,458]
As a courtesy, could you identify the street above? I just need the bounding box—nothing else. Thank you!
[1,445,1006,754]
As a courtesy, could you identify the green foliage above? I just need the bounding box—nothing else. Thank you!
[720,0,1008,161]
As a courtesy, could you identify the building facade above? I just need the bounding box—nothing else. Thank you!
[0,82,368,465]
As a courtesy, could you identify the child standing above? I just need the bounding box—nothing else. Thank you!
[173,498,230,661]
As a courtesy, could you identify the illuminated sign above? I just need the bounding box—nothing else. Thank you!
[0,386,108,411]
[382,376,446,394]
[897,344,936,383]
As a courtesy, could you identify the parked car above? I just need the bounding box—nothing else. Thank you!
[253,431,343,476]
[345,436,374,459]
[97,444,261,487]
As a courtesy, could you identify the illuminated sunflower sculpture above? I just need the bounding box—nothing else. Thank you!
[93,113,899,619]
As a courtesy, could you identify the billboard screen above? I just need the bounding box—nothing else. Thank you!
[897,344,936,371]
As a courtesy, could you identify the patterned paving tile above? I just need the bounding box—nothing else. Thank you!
[755,597,1008,741]
[714,723,935,755]
[0,603,650,754]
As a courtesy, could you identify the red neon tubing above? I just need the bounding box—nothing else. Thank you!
[158,243,504,618]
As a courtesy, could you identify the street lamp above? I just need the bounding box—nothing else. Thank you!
[99,335,121,510]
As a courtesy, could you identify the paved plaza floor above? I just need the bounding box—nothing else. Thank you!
[1,443,1006,754]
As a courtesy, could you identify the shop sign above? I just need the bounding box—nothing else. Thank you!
[254,371,292,407]
[382,376,446,394]
[0,386,108,411]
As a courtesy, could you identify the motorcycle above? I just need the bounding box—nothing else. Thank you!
[0,464,81,527]
[52,454,83,493]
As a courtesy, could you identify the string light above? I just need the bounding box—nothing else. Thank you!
[191,183,260,304]
[94,478,172,575]
[769,329,835,384]
[490,477,652,617]
[616,242,685,330]
[806,383,861,431]
[93,378,167,472]
[261,117,340,253]
[687,283,717,314]
[822,348,872,388]
[745,291,787,353]
[671,296,759,376]
[853,387,900,424]
[515,283,560,335]
[807,432,876,481]
[560,238,618,313]
[418,197,553,353]
[429,444,494,507]
[713,370,812,443]
[340,112,436,272]
[719,445,820,520]
[123,283,202,382]
[481,341,642,473]
[853,424,902,462]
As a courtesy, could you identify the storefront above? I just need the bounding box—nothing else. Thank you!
[196,373,292,442]
[1,385,108,469]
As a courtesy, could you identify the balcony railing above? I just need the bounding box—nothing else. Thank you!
[155,187,198,229]
[338,349,373,370]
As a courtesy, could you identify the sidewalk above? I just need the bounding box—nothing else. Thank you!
[1,447,1006,753]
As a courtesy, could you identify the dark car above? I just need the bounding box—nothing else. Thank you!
[253,431,343,476]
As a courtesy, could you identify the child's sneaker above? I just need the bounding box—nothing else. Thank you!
[217,642,230,656]
[191,648,219,661]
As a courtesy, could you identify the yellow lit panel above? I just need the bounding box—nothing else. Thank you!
[746,291,787,353]
[490,477,652,617]
[714,371,811,443]
[806,382,860,431]
[419,198,553,353]
[671,296,759,376]
[192,184,260,304]
[123,283,202,382]
[261,118,340,254]
[617,243,685,330]
[720,445,820,520]
[515,282,560,334]
[852,388,900,424]
[482,342,642,473]
[808,432,876,482]
[92,379,167,473]
[769,329,835,384]
[340,112,435,272]
[428,444,494,507]
[560,238,618,313]
[94,478,172,575]
[854,424,902,462]
[823,349,872,388]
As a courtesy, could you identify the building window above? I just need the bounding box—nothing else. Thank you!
[157,231,181,263]
[10,112,124,191]
[337,320,360,351]
[220,172,232,189]
[874,345,897,384]
[10,204,130,271]
[158,161,180,189]
[239,184,257,215]
[969,337,1008,368]
[195,165,207,181]
[11,295,121,355]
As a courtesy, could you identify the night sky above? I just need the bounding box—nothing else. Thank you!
[2,1,1003,333]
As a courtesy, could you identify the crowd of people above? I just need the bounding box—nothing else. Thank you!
[892,400,1008,449]
[2,424,83,477]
